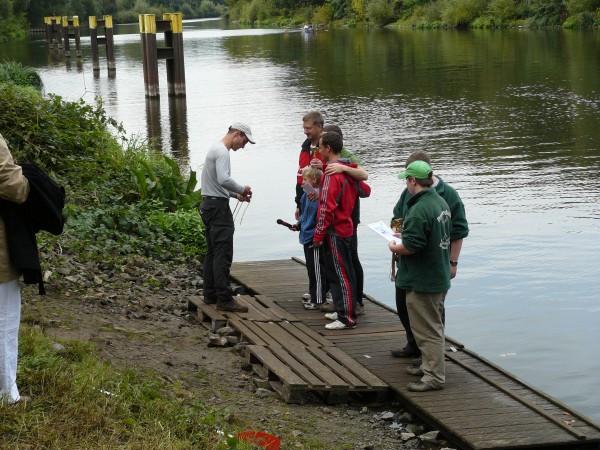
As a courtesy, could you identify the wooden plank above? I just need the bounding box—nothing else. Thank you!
[268,344,325,389]
[254,321,324,349]
[227,318,267,346]
[254,295,299,321]
[306,346,367,389]
[280,321,333,348]
[232,295,280,322]
[245,345,307,404]
[323,346,389,389]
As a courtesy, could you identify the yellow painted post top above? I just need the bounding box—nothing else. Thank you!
[89,16,97,29]
[103,15,113,28]
[73,16,79,27]
[44,17,52,25]
[163,13,183,33]
[139,14,156,34]
[54,16,62,24]
[62,16,68,27]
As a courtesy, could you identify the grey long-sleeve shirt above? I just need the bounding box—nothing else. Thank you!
[200,142,244,198]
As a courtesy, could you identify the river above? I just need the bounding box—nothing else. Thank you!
[1,18,599,422]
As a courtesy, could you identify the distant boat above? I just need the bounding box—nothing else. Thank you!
[303,24,315,33]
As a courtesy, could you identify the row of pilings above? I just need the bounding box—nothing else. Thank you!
[43,14,186,98]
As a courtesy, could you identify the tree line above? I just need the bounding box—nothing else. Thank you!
[0,0,598,41]
[227,0,599,28]
[0,0,225,40]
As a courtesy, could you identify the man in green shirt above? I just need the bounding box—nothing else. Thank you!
[390,151,469,359]
[389,160,451,392]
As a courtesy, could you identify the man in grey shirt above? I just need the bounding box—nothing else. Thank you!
[199,123,255,312]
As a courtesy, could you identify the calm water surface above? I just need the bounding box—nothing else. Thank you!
[2,19,599,421]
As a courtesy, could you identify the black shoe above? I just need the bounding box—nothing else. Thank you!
[216,299,248,313]
[406,365,424,376]
[407,381,442,392]
[202,295,217,305]
[391,347,421,358]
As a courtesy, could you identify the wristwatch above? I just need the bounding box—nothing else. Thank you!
[450,260,458,267]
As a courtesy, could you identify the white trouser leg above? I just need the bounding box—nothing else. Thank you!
[0,279,21,403]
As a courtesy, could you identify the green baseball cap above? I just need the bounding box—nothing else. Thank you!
[397,160,433,180]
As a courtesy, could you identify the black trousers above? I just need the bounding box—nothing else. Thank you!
[323,235,357,326]
[350,230,364,306]
[395,287,418,351]
[199,197,234,303]
[303,242,327,304]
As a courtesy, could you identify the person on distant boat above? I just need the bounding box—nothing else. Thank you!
[390,150,469,359]
[389,160,452,392]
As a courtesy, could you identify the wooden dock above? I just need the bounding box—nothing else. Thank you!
[192,258,600,450]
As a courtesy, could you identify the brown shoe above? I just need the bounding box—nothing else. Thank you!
[407,381,442,392]
[216,299,248,312]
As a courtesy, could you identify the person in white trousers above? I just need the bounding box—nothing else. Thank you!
[0,132,30,404]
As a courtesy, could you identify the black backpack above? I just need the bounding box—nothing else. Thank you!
[0,163,66,294]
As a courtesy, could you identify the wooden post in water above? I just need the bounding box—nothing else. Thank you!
[89,16,116,76]
[140,14,160,97]
[139,13,186,98]
[54,16,63,48]
[44,17,52,45]
[163,13,186,97]
[104,16,116,73]
[72,16,82,58]
[61,16,82,58]
[49,16,63,49]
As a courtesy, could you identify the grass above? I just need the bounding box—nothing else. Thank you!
[0,326,255,450]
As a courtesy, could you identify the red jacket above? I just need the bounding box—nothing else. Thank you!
[295,139,323,209]
[314,162,371,242]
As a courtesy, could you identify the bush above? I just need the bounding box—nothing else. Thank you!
[488,0,517,21]
[366,0,396,26]
[564,0,600,14]
[441,0,485,27]
[563,11,595,27]
[313,4,335,24]
[0,61,43,91]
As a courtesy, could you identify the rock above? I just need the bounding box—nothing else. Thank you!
[399,411,413,423]
[52,342,65,352]
[208,334,229,347]
[419,430,440,442]
[361,406,368,414]
[406,423,424,435]
[376,411,395,421]
[253,376,272,390]
[400,432,416,441]
[255,388,271,398]
[57,267,71,276]
[216,326,236,336]
[226,335,238,345]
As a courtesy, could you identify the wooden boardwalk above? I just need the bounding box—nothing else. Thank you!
[196,258,600,450]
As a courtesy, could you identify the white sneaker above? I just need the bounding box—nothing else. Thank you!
[301,293,311,304]
[325,291,333,301]
[325,320,356,330]
[324,312,338,321]
[304,302,320,310]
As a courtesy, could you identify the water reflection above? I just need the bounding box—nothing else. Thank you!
[168,96,189,163]
[145,97,163,152]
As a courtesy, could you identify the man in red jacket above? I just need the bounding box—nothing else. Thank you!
[313,131,370,330]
